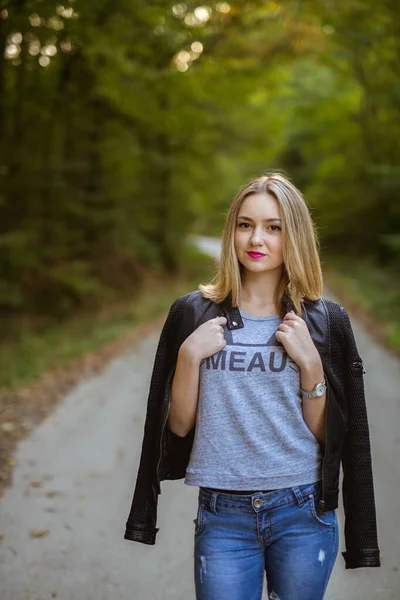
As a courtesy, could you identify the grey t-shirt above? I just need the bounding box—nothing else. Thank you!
[184,309,322,490]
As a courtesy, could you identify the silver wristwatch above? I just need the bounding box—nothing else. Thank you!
[300,379,326,398]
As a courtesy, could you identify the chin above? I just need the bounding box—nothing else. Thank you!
[241,258,281,273]
[243,264,271,272]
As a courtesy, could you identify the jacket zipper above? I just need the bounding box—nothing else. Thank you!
[352,360,366,374]
[319,375,329,513]
[155,365,176,495]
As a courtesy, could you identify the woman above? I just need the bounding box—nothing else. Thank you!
[124,173,380,600]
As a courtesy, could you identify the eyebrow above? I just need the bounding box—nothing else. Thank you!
[237,216,282,222]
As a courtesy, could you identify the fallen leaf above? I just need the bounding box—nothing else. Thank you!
[30,479,44,487]
[30,529,50,538]
[45,491,59,498]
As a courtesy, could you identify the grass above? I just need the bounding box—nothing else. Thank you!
[0,246,217,391]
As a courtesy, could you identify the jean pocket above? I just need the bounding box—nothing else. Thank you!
[193,503,205,536]
[307,491,337,529]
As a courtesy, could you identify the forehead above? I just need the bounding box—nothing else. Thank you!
[238,192,280,216]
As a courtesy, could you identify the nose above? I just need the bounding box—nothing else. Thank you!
[250,227,263,245]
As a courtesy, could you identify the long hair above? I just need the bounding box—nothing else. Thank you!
[198,171,323,317]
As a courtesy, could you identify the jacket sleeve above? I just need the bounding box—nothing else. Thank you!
[339,306,381,568]
[124,296,186,545]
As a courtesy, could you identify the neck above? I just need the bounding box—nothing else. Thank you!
[240,275,281,307]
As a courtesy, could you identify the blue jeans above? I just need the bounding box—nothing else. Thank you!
[193,480,339,600]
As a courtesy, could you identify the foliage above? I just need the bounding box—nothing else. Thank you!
[0,245,215,390]
[0,0,399,323]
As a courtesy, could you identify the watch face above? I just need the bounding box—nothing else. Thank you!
[315,383,326,397]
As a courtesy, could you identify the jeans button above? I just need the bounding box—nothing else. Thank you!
[253,498,262,508]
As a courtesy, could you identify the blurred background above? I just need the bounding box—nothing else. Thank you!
[1,0,400,382]
[1,2,400,598]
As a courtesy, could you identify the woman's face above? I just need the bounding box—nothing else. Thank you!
[234,192,284,274]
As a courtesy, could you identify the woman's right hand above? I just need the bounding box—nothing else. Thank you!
[180,316,227,363]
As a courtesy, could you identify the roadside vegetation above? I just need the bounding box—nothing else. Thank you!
[0,246,216,391]
[323,253,400,355]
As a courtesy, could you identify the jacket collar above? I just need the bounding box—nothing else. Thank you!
[219,289,297,330]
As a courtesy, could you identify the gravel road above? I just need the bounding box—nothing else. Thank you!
[0,237,399,599]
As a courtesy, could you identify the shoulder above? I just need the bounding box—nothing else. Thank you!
[303,295,344,323]
[303,296,351,345]
[318,297,361,359]
[166,290,214,327]
[170,290,219,334]
[305,296,349,322]
[320,296,347,314]
[167,290,199,313]
[304,295,345,312]
[319,297,352,331]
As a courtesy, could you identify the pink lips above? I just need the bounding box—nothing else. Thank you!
[247,251,266,259]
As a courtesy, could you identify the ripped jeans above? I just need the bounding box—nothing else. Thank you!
[193,480,339,600]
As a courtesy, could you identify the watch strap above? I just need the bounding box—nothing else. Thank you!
[300,378,326,398]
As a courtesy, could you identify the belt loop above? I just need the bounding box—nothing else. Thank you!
[209,491,218,514]
[292,486,304,507]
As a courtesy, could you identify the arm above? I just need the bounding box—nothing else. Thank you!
[275,310,326,443]
[339,306,380,568]
[167,314,227,438]
[168,344,201,437]
[300,358,327,444]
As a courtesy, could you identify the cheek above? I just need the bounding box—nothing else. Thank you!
[233,231,242,250]
[270,237,283,256]
[272,235,282,248]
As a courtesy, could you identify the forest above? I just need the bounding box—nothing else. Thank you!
[1,0,399,334]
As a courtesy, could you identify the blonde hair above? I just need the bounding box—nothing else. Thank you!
[198,171,323,317]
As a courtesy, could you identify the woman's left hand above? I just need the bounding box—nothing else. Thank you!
[275,310,321,370]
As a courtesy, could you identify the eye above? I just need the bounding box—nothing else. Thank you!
[237,222,281,231]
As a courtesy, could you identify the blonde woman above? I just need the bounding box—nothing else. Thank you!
[124,173,380,600]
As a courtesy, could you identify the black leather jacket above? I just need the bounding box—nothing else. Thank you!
[124,290,381,569]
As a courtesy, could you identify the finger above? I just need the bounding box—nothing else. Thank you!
[214,316,227,325]
[284,314,304,324]
[284,311,299,320]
